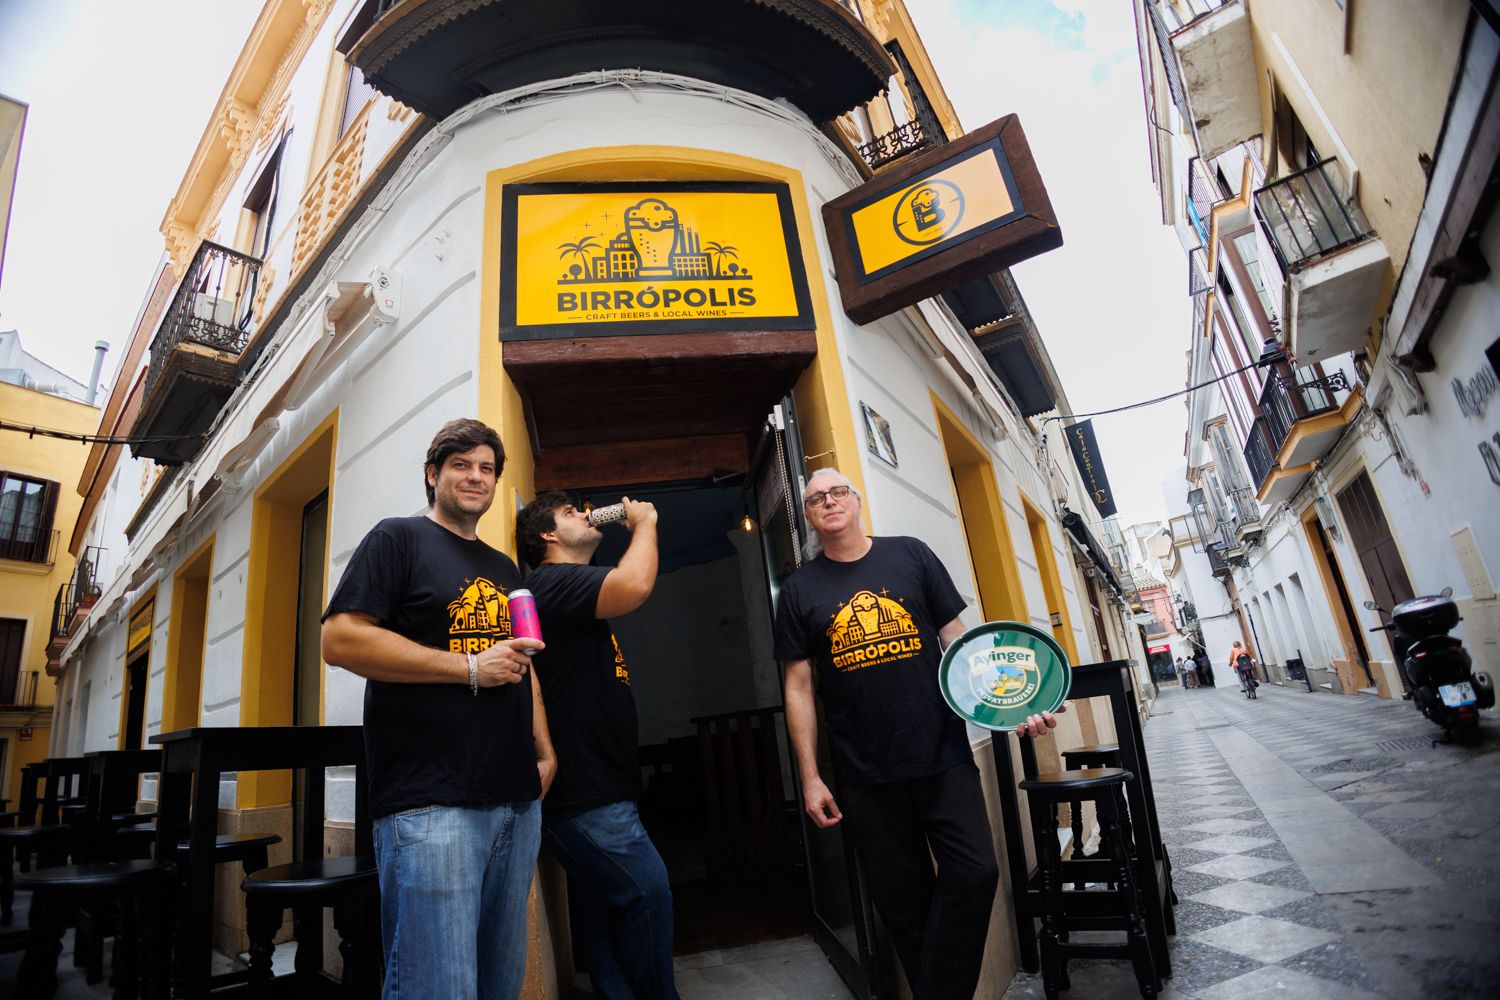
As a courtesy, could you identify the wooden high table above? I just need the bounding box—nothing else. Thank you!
[990,659,1176,978]
[150,725,372,997]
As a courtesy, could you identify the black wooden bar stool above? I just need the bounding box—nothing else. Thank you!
[14,860,177,999]
[1059,744,1123,884]
[1020,767,1158,1000]
[241,855,380,997]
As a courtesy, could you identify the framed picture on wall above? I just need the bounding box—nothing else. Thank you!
[861,401,898,468]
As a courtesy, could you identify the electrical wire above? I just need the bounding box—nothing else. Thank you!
[0,419,202,447]
[1045,358,1269,424]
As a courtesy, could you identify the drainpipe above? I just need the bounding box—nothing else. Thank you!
[85,341,109,404]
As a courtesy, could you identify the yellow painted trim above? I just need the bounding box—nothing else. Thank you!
[1299,505,1363,667]
[118,589,157,750]
[1020,491,1082,666]
[930,392,1027,622]
[162,536,215,734]
[478,145,867,546]
[239,409,338,809]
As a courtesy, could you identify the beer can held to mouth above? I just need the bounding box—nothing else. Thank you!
[587,502,627,527]
[508,589,542,655]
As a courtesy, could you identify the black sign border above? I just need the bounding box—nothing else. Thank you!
[499,180,815,342]
[842,138,1027,286]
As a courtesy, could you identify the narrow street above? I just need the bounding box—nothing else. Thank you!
[1008,682,1500,999]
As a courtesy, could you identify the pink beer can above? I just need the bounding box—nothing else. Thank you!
[508,588,543,654]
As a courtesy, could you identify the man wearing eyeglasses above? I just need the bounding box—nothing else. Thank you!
[773,467,1058,1000]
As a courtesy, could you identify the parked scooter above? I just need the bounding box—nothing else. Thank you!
[1365,587,1494,743]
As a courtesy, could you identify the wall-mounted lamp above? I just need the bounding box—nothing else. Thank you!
[741,513,756,533]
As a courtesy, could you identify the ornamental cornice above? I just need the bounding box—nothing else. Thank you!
[159,0,334,271]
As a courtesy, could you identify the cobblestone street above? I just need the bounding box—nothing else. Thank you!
[1007,681,1500,999]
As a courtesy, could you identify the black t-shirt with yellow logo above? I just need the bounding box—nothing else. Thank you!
[323,516,539,819]
[524,561,639,820]
[773,536,970,785]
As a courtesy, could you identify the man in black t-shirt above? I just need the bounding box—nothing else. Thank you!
[515,492,679,1000]
[322,419,556,1000]
[774,467,1058,1000]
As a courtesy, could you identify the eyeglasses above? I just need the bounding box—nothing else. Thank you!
[804,485,854,508]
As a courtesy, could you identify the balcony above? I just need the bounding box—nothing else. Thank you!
[0,527,57,565]
[132,242,261,465]
[1253,160,1389,363]
[1260,364,1360,468]
[1227,485,1262,541]
[349,0,893,126]
[47,545,103,674]
[1241,414,1310,505]
[1148,1,1259,159]
[0,669,39,711]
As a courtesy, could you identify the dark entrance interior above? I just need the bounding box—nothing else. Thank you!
[122,654,148,750]
[574,476,807,954]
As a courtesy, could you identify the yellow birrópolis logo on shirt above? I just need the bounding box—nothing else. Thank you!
[826,589,922,671]
[968,645,1042,710]
[446,578,511,653]
[611,634,631,686]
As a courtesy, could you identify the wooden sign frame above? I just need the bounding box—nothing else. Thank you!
[823,115,1062,325]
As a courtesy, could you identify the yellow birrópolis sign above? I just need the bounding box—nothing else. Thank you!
[848,146,1021,278]
[500,182,813,340]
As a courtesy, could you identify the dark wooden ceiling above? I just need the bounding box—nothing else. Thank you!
[349,0,893,123]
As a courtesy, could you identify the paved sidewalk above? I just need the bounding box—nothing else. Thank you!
[1005,681,1500,999]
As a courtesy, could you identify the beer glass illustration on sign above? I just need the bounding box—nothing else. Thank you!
[625,199,680,277]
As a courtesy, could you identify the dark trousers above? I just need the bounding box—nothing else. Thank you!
[841,759,1000,1000]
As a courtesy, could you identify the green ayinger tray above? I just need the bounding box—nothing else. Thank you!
[938,620,1072,730]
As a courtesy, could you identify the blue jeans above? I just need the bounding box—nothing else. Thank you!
[373,800,542,1000]
[544,801,680,1000]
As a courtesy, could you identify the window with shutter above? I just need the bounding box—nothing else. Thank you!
[0,618,25,705]
[0,473,58,562]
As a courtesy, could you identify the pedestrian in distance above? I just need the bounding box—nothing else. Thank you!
[1175,656,1187,687]
[1181,654,1197,689]
[774,467,1061,1000]
[515,492,680,1000]
[321,418,556,1000]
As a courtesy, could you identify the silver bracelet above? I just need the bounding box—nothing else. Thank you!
[467,650,478,696]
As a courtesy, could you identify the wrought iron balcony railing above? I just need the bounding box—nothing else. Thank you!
[145,241,262,397]
[1186,156,1216,245]
[1,528,58,565]
[1153,0,1234,32]
[858,119,931,171]
[1253,159,1373,275]
[1243,416,1277,489]
[52,545,105,639]
[1227,485,1261,527]
[1189,247,1211,297]
[1259,364,1343,453]
[0,668,38,710]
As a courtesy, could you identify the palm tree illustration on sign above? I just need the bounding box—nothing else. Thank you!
[558,236,601,279]
[702,242,739,277]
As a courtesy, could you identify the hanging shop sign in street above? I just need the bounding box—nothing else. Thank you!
[1066,418,1119,519]
[499,181,813,340]
[939,620,1072,731]
[823,115,1062,325]
[127,599,154,658]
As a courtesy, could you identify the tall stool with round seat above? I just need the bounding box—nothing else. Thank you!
[13,859,177,999]
[1020,766,1158,1000]
[240,854,380,997]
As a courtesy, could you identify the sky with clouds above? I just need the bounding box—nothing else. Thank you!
[0,0,1188,526]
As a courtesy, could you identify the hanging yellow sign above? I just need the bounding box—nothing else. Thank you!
[127,599,154,657]
[500,182,813,340]
[847,143,1023,280]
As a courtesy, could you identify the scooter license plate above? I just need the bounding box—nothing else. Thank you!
[1439,682,1476,707]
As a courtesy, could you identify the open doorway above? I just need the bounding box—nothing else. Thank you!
[572,476,806,955]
